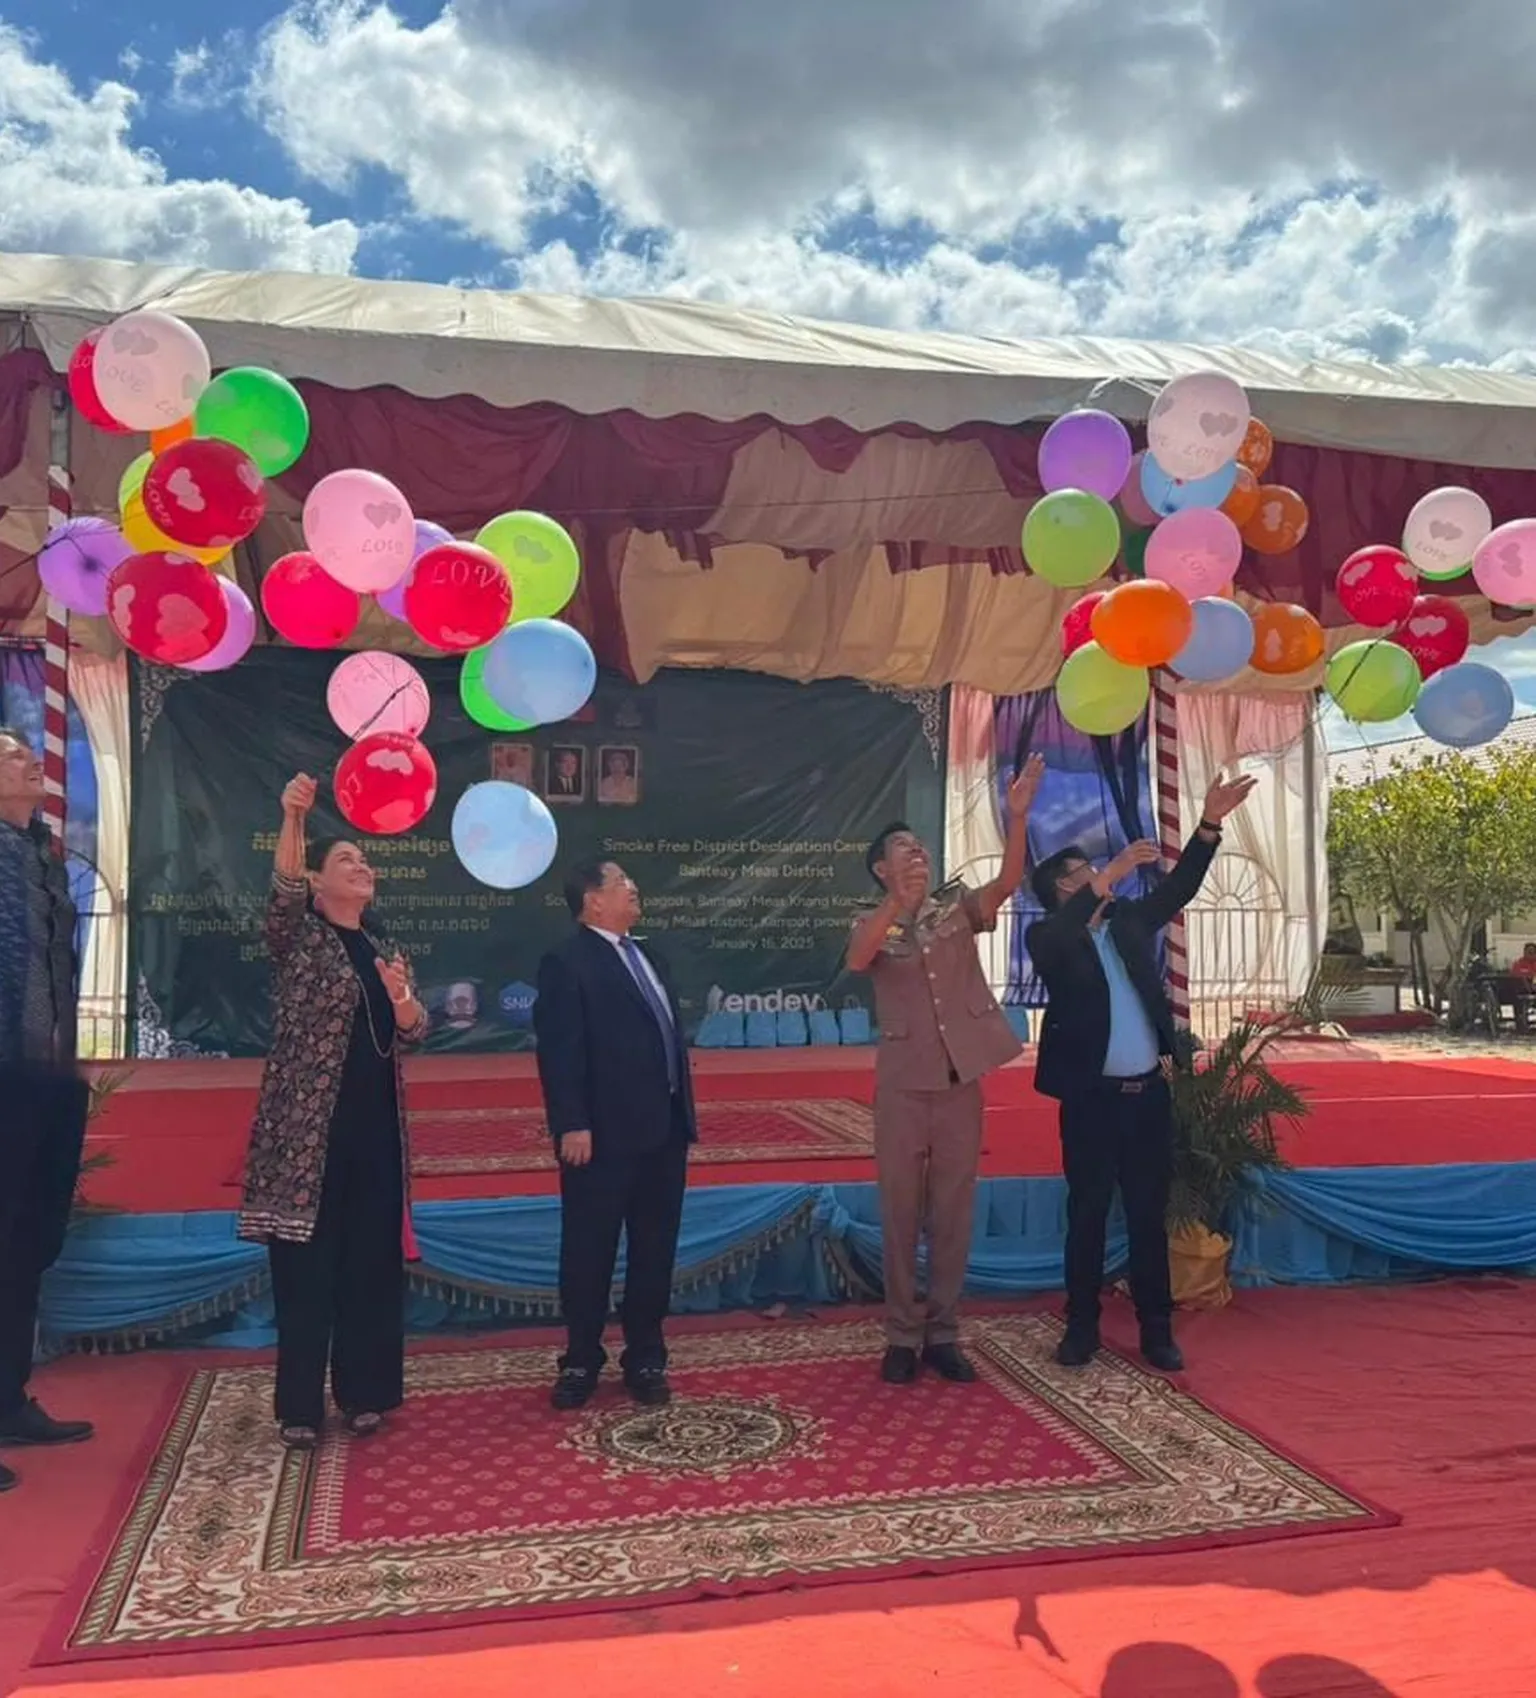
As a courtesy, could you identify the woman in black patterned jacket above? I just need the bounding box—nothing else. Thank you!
[238,774,427,1451]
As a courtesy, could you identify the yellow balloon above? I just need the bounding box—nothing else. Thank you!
[120,492,229,568]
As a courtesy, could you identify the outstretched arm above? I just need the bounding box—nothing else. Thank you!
[267,774,316,963]
[1027,841,1162,976]
[1126,772,1256,932]
[975,753,1045,929]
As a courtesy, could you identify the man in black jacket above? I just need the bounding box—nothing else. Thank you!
[534,860,696,1412]
[1026,773,1254,1374]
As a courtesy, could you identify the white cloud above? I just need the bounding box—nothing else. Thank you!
[0,25,359,274]
[247,0,1536,361]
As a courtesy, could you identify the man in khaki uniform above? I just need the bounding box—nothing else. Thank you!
[848,755,1043,1384]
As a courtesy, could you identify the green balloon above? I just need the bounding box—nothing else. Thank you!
[1325,640,1422,723]
[1056,641,1150,735]
[1121,527,1151,579]
[460,644,533,732]
[1023,489,1121,589]
[118,451,152,515]
[475,511,581,621]
[194,367,311,476]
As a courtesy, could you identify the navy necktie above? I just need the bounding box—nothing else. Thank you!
[620,936,679,1093]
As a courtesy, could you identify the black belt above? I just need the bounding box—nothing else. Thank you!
[1103,1069,1161,1095]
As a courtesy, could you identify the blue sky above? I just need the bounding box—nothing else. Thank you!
[8,0,1536,742]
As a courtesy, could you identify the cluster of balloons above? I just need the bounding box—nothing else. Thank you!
[41,312,595,889]
[1325,486,1518,748]
[1033,372,1320,735]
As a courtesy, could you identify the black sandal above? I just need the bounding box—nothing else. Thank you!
[279,1424,319,1451]
[344,1411,384,1439]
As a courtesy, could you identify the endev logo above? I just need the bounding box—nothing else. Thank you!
[706,983,827,1015]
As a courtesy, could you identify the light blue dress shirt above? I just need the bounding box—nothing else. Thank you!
[1090,925,1160,1079]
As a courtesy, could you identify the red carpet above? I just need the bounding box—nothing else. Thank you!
[6,1283,1536,1696]
[37,1313,1385,1664]
[85,1046,1536,1215]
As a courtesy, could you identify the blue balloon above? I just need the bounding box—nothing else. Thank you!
[1171,597,1255,682]
[1141,452,1238,517]
[1411,661,1515,749]
[452,781,559,890]
[481,618,597,726]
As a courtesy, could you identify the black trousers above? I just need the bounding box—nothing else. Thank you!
[558,1118,689,1375]
[0,1063,89,1418]
[267,1125,405,1429]
[1059,1076,1174,1335]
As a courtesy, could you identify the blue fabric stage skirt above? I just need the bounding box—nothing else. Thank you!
[39,1163,1536,1352]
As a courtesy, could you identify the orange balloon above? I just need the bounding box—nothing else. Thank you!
[1090,579,1194,668]
[1236,417,1274,478]
[150,417,194,454]
[1221,464,1262,527]
[1250,602,1324,675]
[1241,484,1310,556]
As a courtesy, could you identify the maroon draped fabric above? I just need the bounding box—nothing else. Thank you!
[0,351,62,630]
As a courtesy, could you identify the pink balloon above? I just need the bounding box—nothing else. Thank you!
[1144,507,1244,601]
[1118,453,1160,528]
[327,651,432,740]
[1472,519,1536,608]
[91,311,211,432]
[182,579,256,673]
[1146,371,1251,482]
[302,469,416,594]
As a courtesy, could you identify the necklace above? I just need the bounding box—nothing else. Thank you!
[337,927,397,1060]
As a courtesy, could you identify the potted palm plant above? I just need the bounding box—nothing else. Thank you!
[1166,1017,1306,1308]
[73,1067,131,1218]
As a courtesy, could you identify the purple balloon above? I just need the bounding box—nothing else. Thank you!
[1038,410,1134,502]
[38,518,133,617]
[181,580,256,673]
[377,522,452,620]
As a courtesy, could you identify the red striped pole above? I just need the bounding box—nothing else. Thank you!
[43,459,71,855]
[1151,667,1190,1025]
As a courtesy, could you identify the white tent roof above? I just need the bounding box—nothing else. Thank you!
[5,252,1536,465]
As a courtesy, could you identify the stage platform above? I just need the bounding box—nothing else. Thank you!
[83,1043,1536,1213]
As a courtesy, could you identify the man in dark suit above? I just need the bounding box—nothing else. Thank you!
[534,859,696,1411]
[1026,773,1254,1375]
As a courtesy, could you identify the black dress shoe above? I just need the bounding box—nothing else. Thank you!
[624,1367,671,1407]
[921,1343,979,1383]
[1141,1335,1186,1373]
[0,1459,16,1492]
[880,1346,919,1385]
[1054,1328,1101,1368]
[551,1367,599,1411]
[0,1399,94,1447]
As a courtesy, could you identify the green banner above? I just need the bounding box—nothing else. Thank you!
[128,651,944,1056]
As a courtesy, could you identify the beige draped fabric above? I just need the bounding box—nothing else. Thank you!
[70,649,131,1058]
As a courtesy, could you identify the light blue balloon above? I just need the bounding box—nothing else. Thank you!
[1141,452,1238,517]
[452,781,559,890]
[481,618,597,726]
[1411,662,1515,749]
[1171,597,1255,682]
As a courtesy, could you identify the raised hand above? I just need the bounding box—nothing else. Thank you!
[281,773,317,818]
[375,954,412,1007]
[1108,840,1161,881]
[1005,753,1046,819]
[1202,771,1257,823]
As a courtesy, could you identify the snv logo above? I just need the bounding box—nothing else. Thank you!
[706,984,827,1015]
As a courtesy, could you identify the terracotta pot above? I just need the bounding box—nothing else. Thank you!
[1169,1222,1233,1310]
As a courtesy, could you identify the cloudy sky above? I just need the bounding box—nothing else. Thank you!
[8,0,1536,739]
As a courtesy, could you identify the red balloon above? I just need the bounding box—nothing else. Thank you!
[144,438,267,550]
[67,330,130,436]
[261,551,361,649]
[1335,545,1418,629]
[404,543,513,652]
[1391,594,1470,679]
[334,731,438,836]
[1061,592,1105,658]
[105,551,229,665]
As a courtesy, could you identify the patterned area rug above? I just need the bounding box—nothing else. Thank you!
[408,1098,874,1175]
[44,1316,1390,1662]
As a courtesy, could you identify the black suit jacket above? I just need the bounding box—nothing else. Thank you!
[533,927,698,1157]
[1025,834,1217,1101]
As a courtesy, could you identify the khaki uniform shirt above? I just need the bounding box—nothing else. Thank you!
[860,883,1022,1093]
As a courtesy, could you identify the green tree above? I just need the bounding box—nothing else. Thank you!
[1328,747,1536,1024]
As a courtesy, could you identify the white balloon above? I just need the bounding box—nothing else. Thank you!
[452,782,559,890]
[90,311,211,432]
[1146,371,1251,482]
